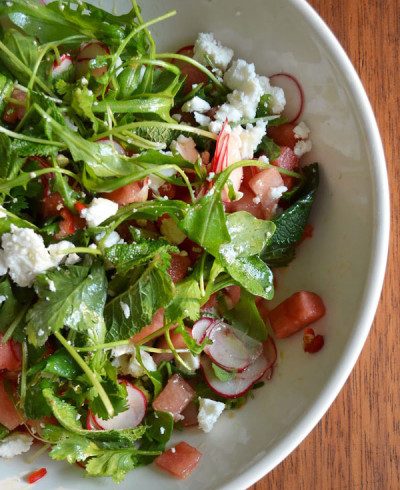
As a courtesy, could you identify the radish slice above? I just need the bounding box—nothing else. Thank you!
[94,382,147,430]
[96,138,126,155]
[263,336,277,370]
[204,321,263,373]
[86,410,102,430]
[201,354,268,399]
[52,54,73,79]
[269,73,304,123]
[191,318,215,343]
[76,41,110,78]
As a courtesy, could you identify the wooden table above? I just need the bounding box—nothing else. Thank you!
[251,1,399,489]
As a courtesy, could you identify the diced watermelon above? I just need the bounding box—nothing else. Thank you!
[201,293,217,311]
[152,374,195,421]
[42,192,64,218]
[268,291,326,339]
[153,327,190,364]
[248,167,285,218]
[173,46,208,94]
[268,123,297,149]
[0,334,21,372]
[225,187,264,219]
[270,146,299,190]
[167,253,191,284]
[103,180,149,206]
[155,441,202,479]
[55,208,86,240]
[2,89,26,125]
[0,376,23,430]
[131,308,164,344]
[181,401,199,427]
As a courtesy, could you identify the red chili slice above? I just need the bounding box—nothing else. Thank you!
[303,327,324,353]
[26,467,47,484]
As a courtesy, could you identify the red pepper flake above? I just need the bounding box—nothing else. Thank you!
[74,202,87,213]
[26,467,47,484]
[303,327,324,353]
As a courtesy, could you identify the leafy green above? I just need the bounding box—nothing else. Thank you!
[105,240,178,274]
[262,163,319,266]
[70,87,99,131]
[0,423,10,441]
[105,253,174,341]
[220,289,268,341]
[26,263,107,346]
[212,363,236,381]
[164,276,202,325]
[24,378,56,420]
[256,135,281,161]
[0,134,19,179]
[0,74,14,116]
[219,212,275,300]
[84,449,141,482]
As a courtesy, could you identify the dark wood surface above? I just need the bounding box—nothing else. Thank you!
[251,1,399,489]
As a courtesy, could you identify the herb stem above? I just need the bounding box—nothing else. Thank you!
[164,328,191,371]
[0,125,64,147]
[75,339,132,352]
[55,247,102,256]
[0,168,81,194]
[19,341,28,409]
[2,305,30,343]
[157,53,226,91]
[54,331,114,418]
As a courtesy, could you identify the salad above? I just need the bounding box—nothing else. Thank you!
[0,0,326,483]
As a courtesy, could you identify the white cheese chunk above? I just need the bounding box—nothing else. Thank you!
[48,240,75,266]
[293,121,311,139]
[182,96,211,114]
[0,206,6,218]
[294,139,313,157]
[194,112,211,126]
[193,32,234,71]
[80,197,118,227]
[0,433,33,459]
[198,398,225,433]
[1,226,55,287]
[95,231,125,248]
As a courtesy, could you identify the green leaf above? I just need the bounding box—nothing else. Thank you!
[70,87,99,132]
[0,423,9,441]
[0,74,14,117]
[48,430,97,464]
[220,211,276,259]
[24,378,56,420]
[262,163,319,267]
[105,240,178,274]
[84,449,140,483]
[143,411,173,446]
[220,289,268,341]
[256,136,281,161]
[0,134,19,179]
[222,255,274,299]
[43,350,81,379]
[105,254,174,341]
[218,212,275,300]
[181,191,230,256]
[211,363,236,381]
[164,276,202,325]
[26,263,107,346]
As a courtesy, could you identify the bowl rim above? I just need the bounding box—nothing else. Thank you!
[220,1,390,489]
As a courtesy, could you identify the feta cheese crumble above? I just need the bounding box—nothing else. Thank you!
[1,226,55,287]
[182,96,211,114]
[0,433,33,459]
[120,301,131,319]
[194,112,211,126]
[197,398,225,433]
[0,295,7,305]
[111,346,157,378]
[270,185,288,200]
[294,139,313,157]
[293,121,311,140]
[47,279,56,292]
[96,231,125,248]
[0,206,6,218]
[193,33,234,71]
[80,198,118,227]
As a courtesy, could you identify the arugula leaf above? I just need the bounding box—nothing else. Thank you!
[218,212,275,300]
[105,254,174,341]
[164,276,202,325]
[0,29,43,85]
[105,240,178,274]
[26,263,107,346]
[181,191,230,256]
[220,289,269,341]
[262,163,319,267]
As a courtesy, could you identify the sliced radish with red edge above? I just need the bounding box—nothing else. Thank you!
[191,318,215,343]
[263,336,277,371]
[204,321,262,372]
[96,138,126,155]
[201,354,268,399]
[52,54,73,79]
[269,73,304,124]
[94,382,147,430]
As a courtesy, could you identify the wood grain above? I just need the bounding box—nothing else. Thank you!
[251,1,399,489]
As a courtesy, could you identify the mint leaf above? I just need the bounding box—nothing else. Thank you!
[164,276,202,325]
[262,163,319,267]
[105,240,178,274]
[26,263,107,346]
[105,254,174,341]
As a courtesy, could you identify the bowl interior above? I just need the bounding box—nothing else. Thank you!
[0,1,388,489]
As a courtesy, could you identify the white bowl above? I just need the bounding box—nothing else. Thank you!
[1,1,389,489]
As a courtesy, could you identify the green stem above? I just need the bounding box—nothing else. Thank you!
[19,341,28,409]
[129,57,180,75]
[75,339,132,353]
[157,53,226,91]
[54,247,102,256]
[0,125,64,147]
[54,331,114,418]
[94,120,217,141]
[164,328,191,371]
[2,305,29,343]
[0,168,80,194]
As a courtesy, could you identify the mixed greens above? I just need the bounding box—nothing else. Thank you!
[0,0,319,482]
